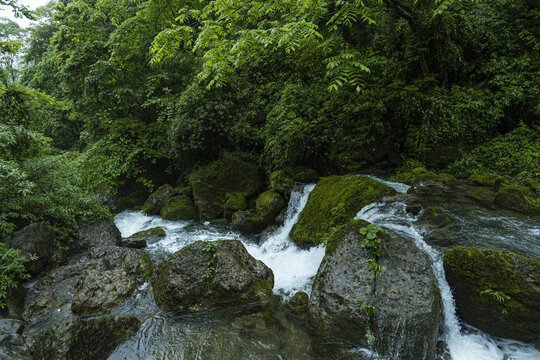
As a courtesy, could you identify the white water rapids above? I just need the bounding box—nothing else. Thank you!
[114,177,539,359]
[115,184,324,297]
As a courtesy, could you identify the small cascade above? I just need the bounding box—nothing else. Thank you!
[355,200,540,360]
[114,184,324,298]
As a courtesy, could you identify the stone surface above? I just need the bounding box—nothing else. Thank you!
[269,167,319,195]
[309,220,440,359]
[141,184,175,215]
[29,314,140,360]
[122,227,165,248]
[3,223,57,276]
[190,157,263,220]
[76,220,121,251]
[0,319,31,360]
[444,247,540,342]
[223,192,247,219]
[152,240,274,311]
[494,184,539,214]
[291,175,395,247]
[231,211,266,234]
[116,190,148,213]
[160,195,198,221]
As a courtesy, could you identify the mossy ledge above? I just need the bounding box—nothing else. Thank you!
[443,247,540,342]
[290,175,396,247]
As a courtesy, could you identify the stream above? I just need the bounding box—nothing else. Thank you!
[110,177,539,360]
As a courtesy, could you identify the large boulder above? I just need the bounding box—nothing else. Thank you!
[291,175,396,247]
[309,220,441,360]
[152,240,274,311]
[121,227,165,248]
[141,184,175,215]
[444,247,540,342]
[160,195,198,221]
[29,314,140,360]
[22,246,153,353]
[190,157,263,220]
[3,223,58,276]
[494,184,539,214]
[76,220,121,251]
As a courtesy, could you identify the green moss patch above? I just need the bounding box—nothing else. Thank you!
[160,195,198,220]
[290,175,395,247]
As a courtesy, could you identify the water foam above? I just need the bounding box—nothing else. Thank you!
[114,184,324,298]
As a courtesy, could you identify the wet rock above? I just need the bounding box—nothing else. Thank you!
[160,195,198,221]
[29,314,140,360]
[76,220,121,251]
[495,184,539,214]
[3,223,58,276]
[406,202,423,215]
[71,269,137,314]
[444,247,540,342]
[141,184,175,215]
[435,340,451,360]
[416,207,455,244]
[467,172,502,187]
[256,191,286,225]
[190,157,263,220]
[231,211,266,234]
[0,318,31,359]
[152,240,274,312]
[291,175,396,247]
[116,190,148,213]
[287,291,309,319]
[122,227,165,248]
[223,192,247,219]
[309,219,440,359]
[232,191,286,234]
[269,167,319,196]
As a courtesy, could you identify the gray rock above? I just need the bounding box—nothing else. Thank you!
[121,227,166,248]
[3,223,57,275]
[71,269,136,314]
[141,184,175,215]
[29,314,140,360]
[76,220,121,251]
[0,319,31,360]
[309,220,440,360]
[152,240,274,311]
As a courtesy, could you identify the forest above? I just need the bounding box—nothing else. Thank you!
[0,0,539,359]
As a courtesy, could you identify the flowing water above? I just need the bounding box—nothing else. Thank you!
[111,178,539,359]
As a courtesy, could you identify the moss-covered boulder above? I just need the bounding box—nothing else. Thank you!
[290,175,396,247]
[116,190,148,213]
[190,157,263,220]
[29,314,140,360]
[309,220,440,359]
[390,167,456,186]
[417,207,454,227]
[122,227,165,248]
[141,184,175,215]
[269,167,319,195]
[494,184,539,214]
[223,192,247,219]
[231,211,266,234]
[444,247,540,342]
[160,195,198,221]
[152,240,273,312]
[467,172,502,187]
[256,191,286,224]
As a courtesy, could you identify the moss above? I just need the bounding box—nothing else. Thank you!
[443,247,540,342]
[189,156,263,220]
[269,166,319,194]
[495,184,539,214]
[255,190,286,223]
[141,184,175,215]
[390,167,456,186]
[290,175,395,247]
[248,278,273,300]
[417,207,454,227]
[325,220,370,256]
[160,195,198,220]
[223,192,247,219]
[467,172,502,187]
[116,190,148,213]
[136,252,155,281]
[260,310,284,329]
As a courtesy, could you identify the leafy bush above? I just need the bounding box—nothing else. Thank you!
[0,243,35,308]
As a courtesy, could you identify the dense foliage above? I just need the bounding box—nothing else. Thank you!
[0,0,538,293]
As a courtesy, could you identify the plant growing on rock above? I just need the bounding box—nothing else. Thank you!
[358,224,383,278]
